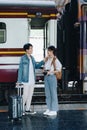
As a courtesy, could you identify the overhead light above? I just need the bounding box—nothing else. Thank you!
[36,12,42,17]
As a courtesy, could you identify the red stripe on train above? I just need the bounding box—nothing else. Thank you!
[0,69,18,82]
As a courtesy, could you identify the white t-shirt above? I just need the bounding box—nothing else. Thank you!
[44,57,62,74]
[28,56,35,85]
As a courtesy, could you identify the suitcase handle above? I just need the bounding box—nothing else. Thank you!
[16,83,24,96]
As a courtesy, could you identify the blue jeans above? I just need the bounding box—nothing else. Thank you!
[44,75,58,111]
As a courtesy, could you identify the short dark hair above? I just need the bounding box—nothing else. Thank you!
[47,46,56,55]
[23,43,33,51]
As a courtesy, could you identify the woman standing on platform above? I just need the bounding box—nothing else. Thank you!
[43,46,62,116]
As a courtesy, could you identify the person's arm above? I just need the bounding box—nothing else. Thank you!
[32,56,48,69]
[35,60,45,69]
[55,59,62,71]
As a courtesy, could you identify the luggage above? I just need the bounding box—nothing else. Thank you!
[8,84,23,121]
[8,96,23,119]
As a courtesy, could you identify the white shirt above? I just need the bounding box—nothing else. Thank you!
[44,58,62,74]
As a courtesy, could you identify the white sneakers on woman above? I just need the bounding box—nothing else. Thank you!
[43,109,57,116]
[43,109,50,115]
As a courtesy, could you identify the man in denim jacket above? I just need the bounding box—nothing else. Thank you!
[17,43,45,115]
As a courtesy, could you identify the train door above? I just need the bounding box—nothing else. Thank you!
[29,19,57,60]
[29,19,57,83]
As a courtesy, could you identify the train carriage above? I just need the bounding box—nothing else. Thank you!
[57,0,87,98]
[0,0,57,103]
[0,0,87,104]
[0,0,57,82]
[78,0,87,93]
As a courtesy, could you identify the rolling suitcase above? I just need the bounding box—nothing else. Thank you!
[8,84,23,121]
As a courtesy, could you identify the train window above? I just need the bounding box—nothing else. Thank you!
[0,22,6,43]
[84,0,87,2]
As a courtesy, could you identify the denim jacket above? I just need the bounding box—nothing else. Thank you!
[17,54,44,83]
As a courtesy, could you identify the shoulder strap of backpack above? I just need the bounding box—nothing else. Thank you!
[51,56,56,70]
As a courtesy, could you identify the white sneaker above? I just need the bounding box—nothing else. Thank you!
[22,112,25,116]
[25,110,36,115]
[43,109,50,115]
[47,111,57,116]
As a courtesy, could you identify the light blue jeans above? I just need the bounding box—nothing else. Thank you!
[44,74,58,111]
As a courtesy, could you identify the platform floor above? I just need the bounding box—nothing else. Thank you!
[0,104,87,130]
[0,110,87,130]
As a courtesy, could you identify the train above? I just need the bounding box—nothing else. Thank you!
[0,0,58,103]
[0,0,87,104]
[57,0,87,96]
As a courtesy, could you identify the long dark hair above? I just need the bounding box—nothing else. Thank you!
[47,46,56,56]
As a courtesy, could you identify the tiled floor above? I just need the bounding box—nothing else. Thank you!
[0,104,87,130]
